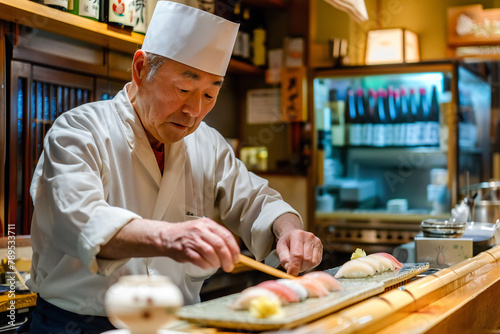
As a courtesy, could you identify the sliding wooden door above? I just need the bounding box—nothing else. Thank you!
[7,61,94,234]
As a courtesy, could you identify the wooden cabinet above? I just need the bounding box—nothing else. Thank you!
[8,62,96,233]
[309,61,493,252]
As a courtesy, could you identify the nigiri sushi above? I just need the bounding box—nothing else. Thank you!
[356,255,386,273]
[257,281,299,304]
[276,279,309,301]
[302,271,343,292]
[365,254,395,272]
[335,250,404,279]
[334,258,377,278]
[372,252,403,269]
[296,276,329,297]
[230,286,280,310]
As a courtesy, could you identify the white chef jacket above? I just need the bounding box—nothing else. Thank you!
[27,84,300,316]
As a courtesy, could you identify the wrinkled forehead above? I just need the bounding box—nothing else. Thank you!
[158,57,225,87]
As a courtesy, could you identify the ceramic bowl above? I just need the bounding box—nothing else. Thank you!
[421,218,466,238]
[105,275,183,334]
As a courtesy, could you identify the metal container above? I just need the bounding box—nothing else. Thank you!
[462,221,500,254]
[468,181,500,201]
[461,181,500,223]
[472,200,500,223]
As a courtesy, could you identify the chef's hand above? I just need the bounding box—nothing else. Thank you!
[98,217,239,272]
[273,213,323,276]
[161,217,240,273]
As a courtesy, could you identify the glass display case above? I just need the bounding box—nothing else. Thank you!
[311,61,492,253]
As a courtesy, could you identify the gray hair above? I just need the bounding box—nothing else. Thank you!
[145,52,167,83]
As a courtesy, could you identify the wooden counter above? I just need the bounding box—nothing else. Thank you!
[297,247,500,333]
[173,245,500,334]
[3,244,499,333]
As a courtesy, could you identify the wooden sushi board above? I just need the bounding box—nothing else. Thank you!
[177,262,429,331]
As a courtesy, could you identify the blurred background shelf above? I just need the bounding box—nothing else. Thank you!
[0,0,144,54]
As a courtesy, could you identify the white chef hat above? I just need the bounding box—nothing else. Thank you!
[142,1,239,76]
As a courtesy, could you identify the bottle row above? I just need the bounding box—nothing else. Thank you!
[36,0,269,67]
[231,4,267,67]
[317,86,442,148]
[317,85,478,150]
[34,0,148,33]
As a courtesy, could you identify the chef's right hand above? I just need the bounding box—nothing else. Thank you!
[161,217,240,273]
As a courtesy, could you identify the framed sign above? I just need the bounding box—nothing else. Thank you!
[246,88,281,124]
[281,66,307,123]
[448,4,500,46]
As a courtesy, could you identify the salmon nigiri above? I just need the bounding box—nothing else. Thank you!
[302,271,343,292]
[296,276,329,297]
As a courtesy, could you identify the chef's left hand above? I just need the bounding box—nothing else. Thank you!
[273,213,323,276]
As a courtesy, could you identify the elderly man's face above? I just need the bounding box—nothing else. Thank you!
[136,58,223,145]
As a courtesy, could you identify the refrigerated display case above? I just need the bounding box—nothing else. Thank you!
[311,61,492,253]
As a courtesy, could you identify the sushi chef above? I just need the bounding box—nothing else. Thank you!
[21,1,323,333]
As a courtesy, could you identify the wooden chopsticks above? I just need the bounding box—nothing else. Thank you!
[237,254,296,280]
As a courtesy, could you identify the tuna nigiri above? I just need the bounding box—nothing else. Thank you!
[276,279,309,301]
[257,281,299,304]
[296,276,329,297]
[303,271,343,292]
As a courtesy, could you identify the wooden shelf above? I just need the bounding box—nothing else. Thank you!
[244,0,287,8]
[0,0,144,54]
[227,58,265,75]
[1,0,266,74]
[316,211,450,224]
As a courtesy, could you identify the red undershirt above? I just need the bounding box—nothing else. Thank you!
[152,144,165,174]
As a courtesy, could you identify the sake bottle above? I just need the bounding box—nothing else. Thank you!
[329,89,345,147]
[107,0,134,28]
[366,88,378,147]
[418,87,430,146]
[67,0,79,14]
[385,86,396,146]
[133,0,147,34]
[373,88,386,147]
[398,87,410,147]
[428,86,440,147]
[79,0,100,21]
[407,88,420,146]
[346,88,361,146]
[356,88,368,146]
[240,7,251,62]
[251,10,266,67]
[231,4,243,59]
[44,0,68,11]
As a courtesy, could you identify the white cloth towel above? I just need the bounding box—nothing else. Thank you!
[324,0,368,23]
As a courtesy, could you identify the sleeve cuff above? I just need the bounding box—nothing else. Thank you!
[250,201,302,261]
[77,206,141,275]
